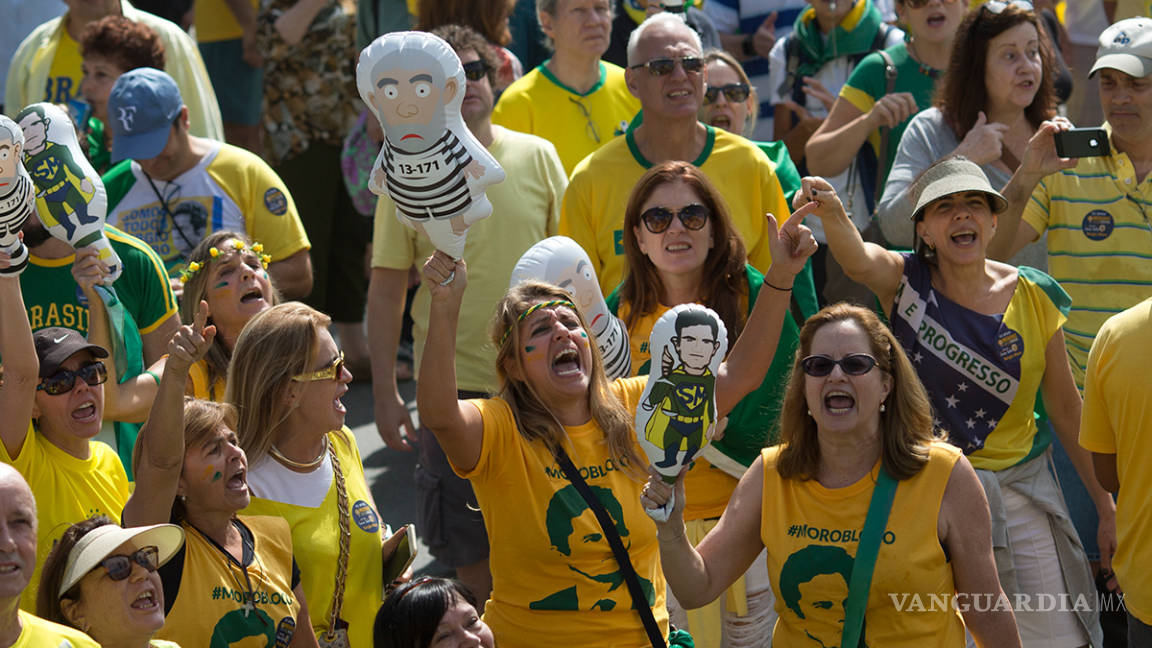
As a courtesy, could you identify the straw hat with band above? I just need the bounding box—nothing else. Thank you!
[58,523,185,597]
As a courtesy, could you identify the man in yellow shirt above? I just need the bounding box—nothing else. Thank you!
[0,465,101,648]
[561,12,791,294]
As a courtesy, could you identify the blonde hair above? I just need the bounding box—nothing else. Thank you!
[180,231,281,400]
[492,282,644,477]
[776,303,937,481]
[226,302,340,467]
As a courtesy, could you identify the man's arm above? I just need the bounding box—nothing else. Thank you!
[367,266,417,451]
[268,249,313,299]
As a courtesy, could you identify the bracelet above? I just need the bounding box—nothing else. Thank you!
[145,370,162,385]
[764,280,793,292]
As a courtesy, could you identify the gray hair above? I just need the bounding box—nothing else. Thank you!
[626,12,702,67]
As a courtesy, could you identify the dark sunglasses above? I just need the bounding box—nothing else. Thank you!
[704,83,751,104]
[98,546,160,581]
[640,204,710,233]
[630,56,705,76]
[902,0,959,8]
[463,60,490,82]
[801,353,880,377]
[37,361,108,395]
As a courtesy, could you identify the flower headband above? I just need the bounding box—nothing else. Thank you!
[500,299,578,346]
[179,240,272,282]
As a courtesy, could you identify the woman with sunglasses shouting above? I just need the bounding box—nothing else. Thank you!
[37,516,185,648]
[122,301,320,647]
[805,156,1109,646]
[644,301,1021,647]
[0,264,132,614]
[227,302,398,648]
[605,160,802,646]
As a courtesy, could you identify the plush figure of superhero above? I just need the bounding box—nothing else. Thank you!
[16,103,121,282]
[357,31,505,261]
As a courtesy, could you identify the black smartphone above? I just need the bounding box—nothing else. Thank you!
[383,524,417,596]
[1054,128,1110,158]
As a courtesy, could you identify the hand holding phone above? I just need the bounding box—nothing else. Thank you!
[1054,128,1109,158]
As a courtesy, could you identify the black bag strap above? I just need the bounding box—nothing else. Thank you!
[554,447,667,648]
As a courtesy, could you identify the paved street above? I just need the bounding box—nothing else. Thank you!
[345,378,450,577]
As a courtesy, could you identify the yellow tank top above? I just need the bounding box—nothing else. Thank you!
[242,430,384,648]
[156,516,301,648]
[760,442,966,647]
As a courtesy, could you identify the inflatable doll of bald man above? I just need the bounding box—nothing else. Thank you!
[358,31,505,260]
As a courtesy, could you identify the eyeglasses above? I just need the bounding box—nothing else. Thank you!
[801,354,880,377]
[902,0,960,8]
[640,204,710,233]
[462,60,490,82]
[629,56,705,76]
[981,0,1032,14]
[291,351,345,382]
[37,361,108,395]
[568,97,601,143]
[703,83,751,104]
[97,546,160,581]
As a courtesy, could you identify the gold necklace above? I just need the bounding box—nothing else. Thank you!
[268,435,329,470]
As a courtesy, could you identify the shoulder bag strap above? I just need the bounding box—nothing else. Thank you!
[554,448,667,648]
[840,466,898,648]
[874,49,899,205]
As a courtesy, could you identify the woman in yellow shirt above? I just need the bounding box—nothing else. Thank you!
[415,204,814,647]
[644,303,1019,647]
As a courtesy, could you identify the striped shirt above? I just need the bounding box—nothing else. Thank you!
[1022,139,1152,388]
[382,130,473,221]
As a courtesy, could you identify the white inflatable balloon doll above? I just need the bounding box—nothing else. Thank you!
[357,31,505,262]
[510,236,632,379]
[0,115,33,275]
[15,103,121,282]
[636,304,728,521]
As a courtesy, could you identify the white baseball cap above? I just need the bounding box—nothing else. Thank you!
[1091,18,1152,79]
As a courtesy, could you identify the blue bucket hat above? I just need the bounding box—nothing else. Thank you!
[107,67,183,163]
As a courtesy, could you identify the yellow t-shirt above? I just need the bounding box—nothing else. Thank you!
[760,443,966,647]
[561,126,790,294]
[618,304,739,521]
[460,377,669,648]
[156,516,301,647]
[0,425,131,612]
[371,126,565,393]
[243,430,384,648]
[1021,136,1152,388]
[45,26,83,104]
[11,610,100,647]
[492,62,640,175]
[1079,298,1152,625]
[194,0,259,42]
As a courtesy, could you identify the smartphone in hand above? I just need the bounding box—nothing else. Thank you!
[1054,128,1109,158]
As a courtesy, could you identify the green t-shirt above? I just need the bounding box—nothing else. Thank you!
[21,225,178,474]
[839,42,940,185]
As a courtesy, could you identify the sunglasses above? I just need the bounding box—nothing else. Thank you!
[37,361,108,395]
[630,56,705,76]
[704,83,751,104]
[291,351,345,382]
[801,353,880,377]
[463,60,490,82]
[902,0,960,8]
[640,204,710,233]
[98,546,160,581]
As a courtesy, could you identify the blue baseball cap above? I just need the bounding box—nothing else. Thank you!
[107,68,183,163]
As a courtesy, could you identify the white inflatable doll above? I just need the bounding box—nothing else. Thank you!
[510,236,632,379]
[0,115,33,275]
[357,31,505,262]
[636,304,728,518]
[15,103,121,282]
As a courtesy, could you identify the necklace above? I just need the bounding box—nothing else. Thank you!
[269,435,329,470]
